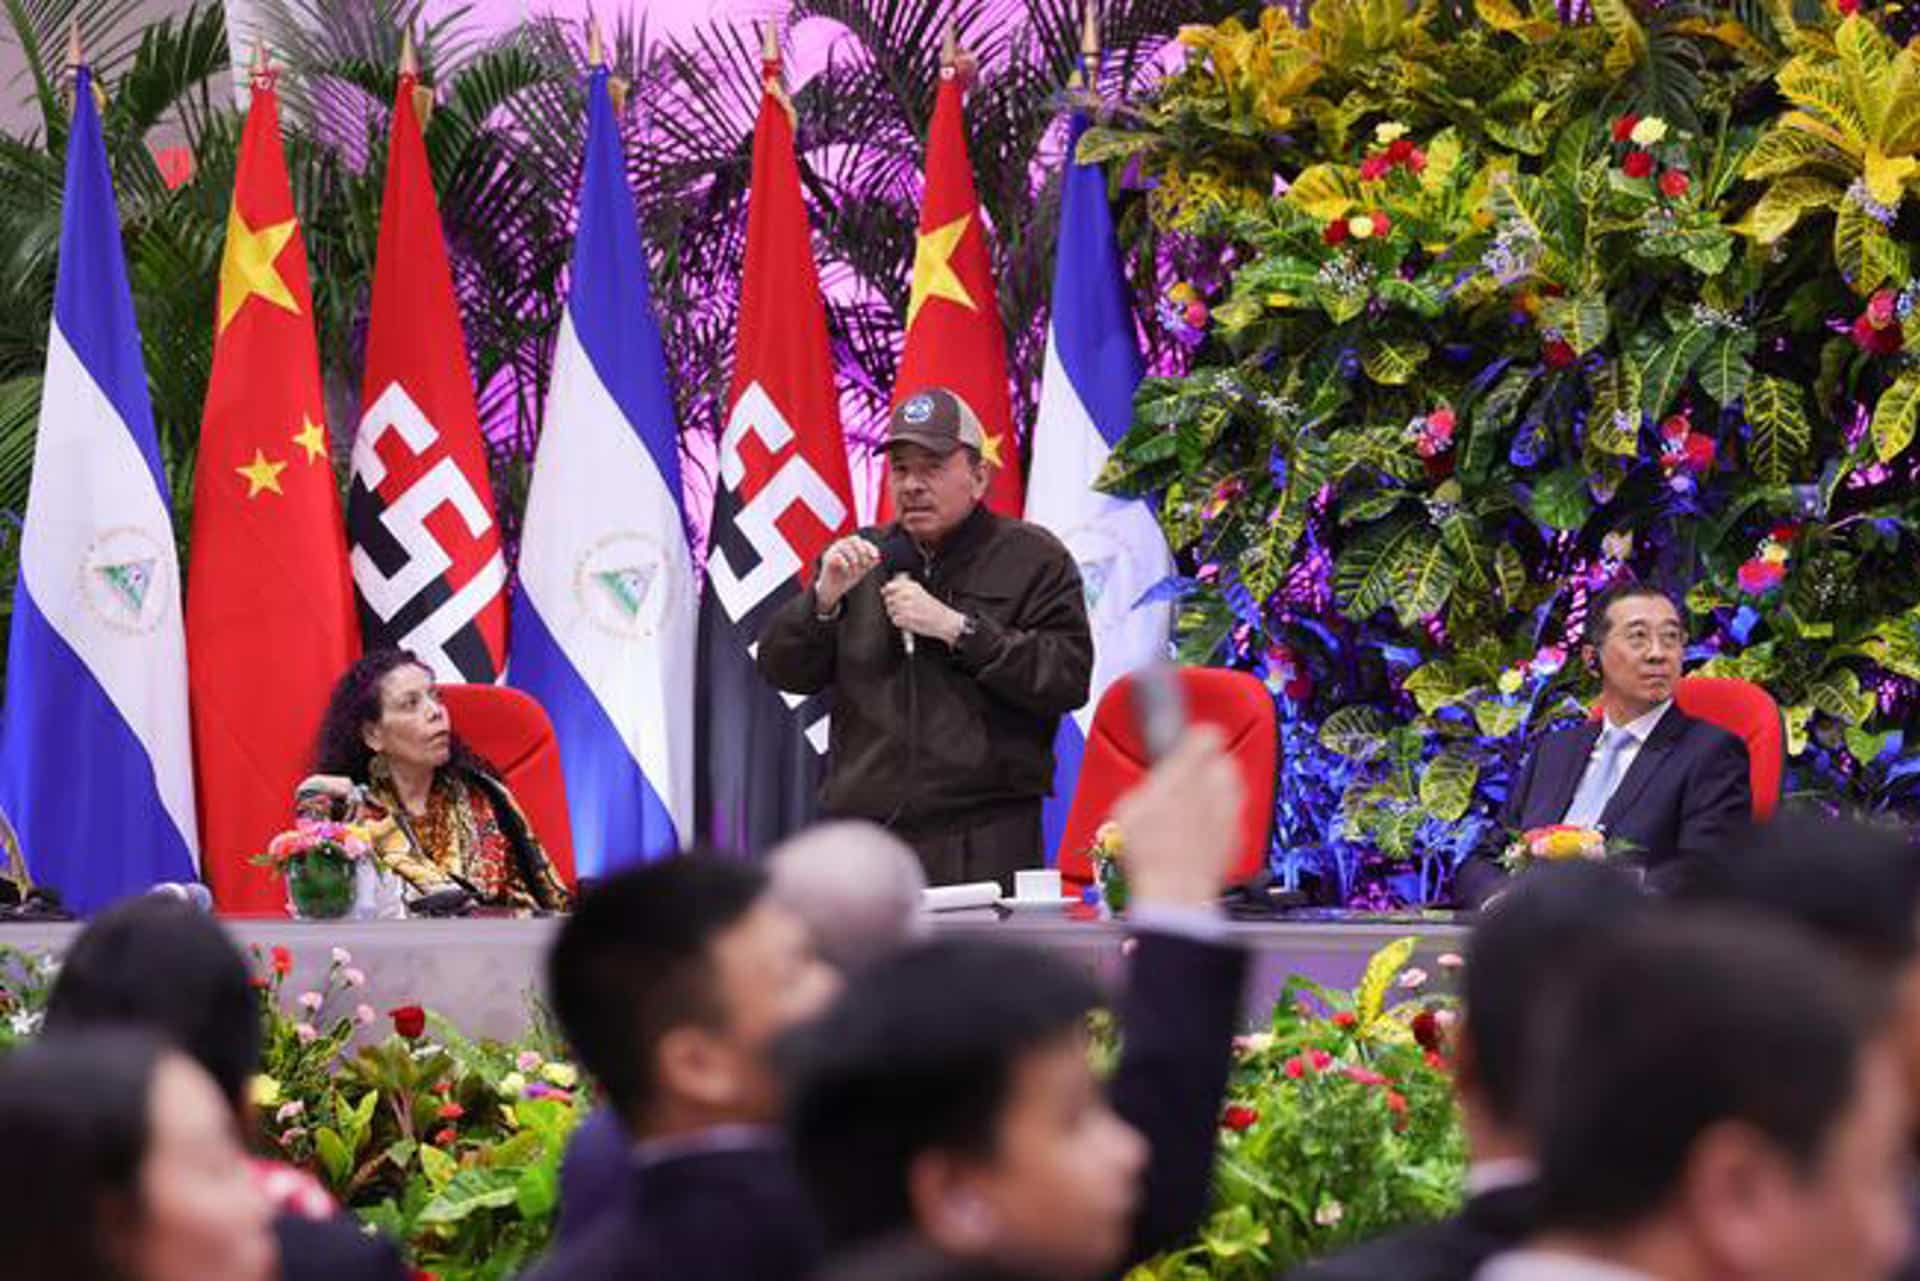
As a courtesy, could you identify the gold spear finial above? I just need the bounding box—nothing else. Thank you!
[586,14,604,68]
[67,17,83,69]
[941,20,958,67]
[760,19,777,64]
[1082,2,1101,59]
[758,20,795,124]
[399,27,418,78]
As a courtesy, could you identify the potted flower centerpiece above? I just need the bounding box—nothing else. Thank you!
[257,822,373,920]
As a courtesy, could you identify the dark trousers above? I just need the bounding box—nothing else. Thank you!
[907,802,1043,894]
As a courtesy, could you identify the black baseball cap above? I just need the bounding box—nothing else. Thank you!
[884,388,986,455]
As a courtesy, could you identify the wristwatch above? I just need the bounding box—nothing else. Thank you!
[954,613,979,644]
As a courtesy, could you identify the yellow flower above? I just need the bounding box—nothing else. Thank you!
[1374,120,1409,144]
[1529,827,1606,861]
[1349,214,1376,240]
[1169,282,1200,305]
[250,1075,282,1108]
[497,1071,528,1099]
[542,1062,579,1089]
[1497,669,1525,696]
[1629,116,1668,146]
[1761,541,1790,566]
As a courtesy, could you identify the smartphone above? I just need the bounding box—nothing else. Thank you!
[1131,661,1188,763]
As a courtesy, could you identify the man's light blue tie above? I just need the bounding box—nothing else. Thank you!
[1563,727,1631,829]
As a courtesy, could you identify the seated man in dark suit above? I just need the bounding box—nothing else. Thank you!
[1456,582,1751,907]
[1283,862,1648,1281]
[786,729,1250,1281]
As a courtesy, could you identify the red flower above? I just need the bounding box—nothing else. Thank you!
[1407,148,1428,174]
[1386,138,1415,163]
[390,1005,427,1040]
[1424,1050,1447,1071]
[1542,338,1577,369]
[412,1271,439,1281]
[1738,559,1787,595]
[249,976,269,990]
[1385,1090,1408,1114]
[435,1103,465,1121]
[1611,112,1640,143]
[1333,1011,1356,1028]
[1681,433,1716,472]
[1411,1009,1443,1052]
[271,946,293,976]
[1308,1048,1334,1071]
[1658,169,1690,198]
[1370,210,1392,235]
[1283,1056,1306,1080]
[1851,313,1905,356]
[1769,522,1799,544]
[432,1079,453,1096]
[1221,1105,1260,1132]
[1838,0,1859,13]
[1359,153,1392,182]
[1622,151,1655,179]
[1344,1065,1390,1087]
[1183,300,1209,330]
[1323,219,1350,246]
[433,1127,457,1147]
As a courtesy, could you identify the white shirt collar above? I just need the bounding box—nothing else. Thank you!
[1604,700,1673,745]
[1477,1249,1665,1281]
[1466,1157,1538,1197]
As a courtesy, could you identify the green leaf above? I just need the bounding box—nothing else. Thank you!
[515,1162,560,1220]
[1745,375,1813,483]
[1783,704,1813,757]
[1338,518,1423,618]
[1641,322,1714,419]
[385,1138,418,1171]
[1697,331,1756,407]
[1472,698,1529,737]
[1871,367,1920,461]
[1538,293,1610,355]
[1743,175,1844,243]
[1073,127,1158,167]
[1418,749,1481,822]
[1320,705,1394,760]
[416,1168,523,1226]
[1807,668,1875,724]
[315,1127,352,1188]
[418,1142,458,1190]
[1340,488,1409,525]
[1835,199,1908,298]
[1355,937,1418,1027]
[1404,662,1468,714]
[1495,543,1529,604]
[1743,130,1854,184]
[1530,467,1593,531]
[1846,727,1889,762]
[1587,357,1642,455]
[1390,536,1458,625]
[1360,338,1430,385]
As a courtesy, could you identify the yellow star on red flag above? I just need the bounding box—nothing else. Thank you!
[292,415,328,464]
[218,206,300,334]
[979,430,1004,469]
[236,449,288,498]
[906,213,977,329]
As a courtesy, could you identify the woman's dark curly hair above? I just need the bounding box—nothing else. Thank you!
[312,649,492,783]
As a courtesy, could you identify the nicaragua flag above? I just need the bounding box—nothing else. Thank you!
[1027,113,1174,864]
[508,64,695,876]
[0,65,198,912]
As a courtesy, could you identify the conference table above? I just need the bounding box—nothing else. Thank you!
[1,911,1469,1041]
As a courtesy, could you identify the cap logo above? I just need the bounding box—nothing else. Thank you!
[902,394,936,426]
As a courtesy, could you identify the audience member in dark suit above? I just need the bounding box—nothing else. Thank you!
[41,896,408,1281]
[1676,814,1920,1281]
[1456,584,1750,907]
[786,728,1250,1281]
[1284,862,1648,1281]
[523,853,842,1281]
[1475,910,1911,1281]
[552,821,930,1245]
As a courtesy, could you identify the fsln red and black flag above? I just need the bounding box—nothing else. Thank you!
[695,51,856,854]
[347,40,507,681]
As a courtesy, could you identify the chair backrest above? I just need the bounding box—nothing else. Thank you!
[1056,668,1277,893]
[437,684,578,892]
[1588,675,1784,820]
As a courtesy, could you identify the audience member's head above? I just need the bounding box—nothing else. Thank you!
[45,896,261,1112]
[0,1029,274,1281]
[1459,862,1648,1159]
[769,820,930,975]
[548,851,839,1138]
[1529,909,1910,1281]
[785,939,1145,1281]
[1582,581,1684,718]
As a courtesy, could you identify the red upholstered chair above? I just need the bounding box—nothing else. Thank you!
[437,684,578,893]
[1589,676,1784,820]
[1056,668,1277,895]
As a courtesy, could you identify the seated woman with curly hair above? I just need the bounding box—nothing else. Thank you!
[294,649,570,913]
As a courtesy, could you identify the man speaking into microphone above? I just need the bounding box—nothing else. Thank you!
[756,388,1092,890]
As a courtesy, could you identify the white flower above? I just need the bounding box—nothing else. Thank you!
[275,1100,306,1123]
[297,991,324,1013]
[354,1004,376,1027]
[542,1062,579,1089]
[1231,1032,1277,1057]
[516,1051,544,1074]
[35,956,59,979]
[293,1022,319,1044]
[1348,214,1377,240]
[343,968,367,989]
[1315,1200,1345,1227]
[1437,952,1466,970]
[8,1010,41,1037]
[330,947,353,968]
[1629,116,1668,146]
[1398,968,1430,990]
[497,1072,528,1099]
[1374,120,1409,144]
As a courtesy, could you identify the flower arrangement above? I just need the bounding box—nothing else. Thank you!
[0,946,54,1052]
[1088,821,1129,914]
[1500,824,1608,873]
[256,821,373,919]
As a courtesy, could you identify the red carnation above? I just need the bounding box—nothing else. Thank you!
[249,976,269,990]
[271,946,293,976]
[1386,138,1415,163]
[1333,1011,1356,1028]
[1344,1065,1391,1087]
[1221,1105,1260,1132]
[1360,153,1392,182]
[1370,210,1392,235]
[1385,1090,1408,1115]
[1323,219,1350,246]
[1622,151,1655,179]
[1543,338,1577,369]
[1769,522,1799,544]
[1308,1048,1334,1071]
[1411,1009,1443,1052]
[1283,1056,1306,1080]
[435,1103,465,1121]
[1838,0,1859,13]
[1852,312,1905,356]
[433,1127,457,1147]
[1658,169,1690,198]
[1611,112,1640,143]
[1682,433,1716,472]
[390,1005,427,1040]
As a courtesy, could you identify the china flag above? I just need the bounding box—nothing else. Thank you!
[883,62,1024,518]
[346,48,506,682]
[187,72,358,911]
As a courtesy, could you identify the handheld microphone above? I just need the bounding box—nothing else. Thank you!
[875,531,922,658]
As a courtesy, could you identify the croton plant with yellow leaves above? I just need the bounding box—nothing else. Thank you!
[1086,0,1920,904]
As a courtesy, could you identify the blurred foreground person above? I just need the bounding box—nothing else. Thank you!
[553,820,928,1243]
[1477,910,1911,1281]
[44,895,408,1281]
[0,1029,276,1281]
[786,728,1250,1281]
[1287,862,1649,1281]
[527,852,842,1281]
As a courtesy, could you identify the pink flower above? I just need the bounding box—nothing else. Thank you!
[275,1100,306,1123]
[1738,559,1787,594]
[1398,967,1430,989]
[355,1004,376,1026]
[343,968,366,989]
[1386,1090,1408,1115]
[1852,306,1905,356]
[436,1103,465,1121]
[297,991,324,1013]
[1359,153,1392,182]
[1308,1048,1334,1071]
[1437,953,1464,969]
[280,1126,308,1145]
[516,1051,544,1074]
[1344,1065,1390,1087]
[1530,645,1567,677]
[1183,300,1209,329]
[293,1022,318,1044]
[1838,0,1859,14]
[1283,1057,1307,1080]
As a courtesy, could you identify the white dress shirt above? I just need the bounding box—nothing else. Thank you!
[1560,701,1673,826]
[1477,1249,1664,1281]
